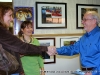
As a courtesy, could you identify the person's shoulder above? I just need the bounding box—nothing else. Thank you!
[32,37,37,39]
[17,36,23,40]
[0,24,8,32]
[31,37,40,45]
[0,24,5,29]
[31,37,39,42]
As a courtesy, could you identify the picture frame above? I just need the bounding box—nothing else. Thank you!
[35,2,67,29]
[14,7,34,35]
[76,4,100,29]
[60,37,79,47]
[36,38,56,64]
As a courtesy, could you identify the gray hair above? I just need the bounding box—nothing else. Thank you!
[86,11,100,25]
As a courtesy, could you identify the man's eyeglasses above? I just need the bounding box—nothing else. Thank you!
[82,18,94,22]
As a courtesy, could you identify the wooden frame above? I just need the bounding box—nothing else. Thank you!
[32,33,83,37]
[60,37,79,47]
[36,2,67,29]
[36,38,56,64]
[76,4,100,29]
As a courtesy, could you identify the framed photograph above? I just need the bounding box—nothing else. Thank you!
[60,37,79,47]
[35,2,67,29]
[76,4,100,29]
[14,7,34,35]
[37,38,56,64]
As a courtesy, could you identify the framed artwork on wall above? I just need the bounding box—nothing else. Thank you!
[76,4,100,29]
[36,38,56,64]
[35,2,67,29]
[14,7,34,35]
[60,37,79,47]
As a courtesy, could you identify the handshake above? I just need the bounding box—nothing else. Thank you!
[46,46,57,56]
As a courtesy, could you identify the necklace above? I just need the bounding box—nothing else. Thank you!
[22,36,32,43]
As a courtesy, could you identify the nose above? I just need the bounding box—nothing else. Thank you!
[11,16,14,21]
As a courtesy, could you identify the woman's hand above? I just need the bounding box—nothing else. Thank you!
[41,68,45,75]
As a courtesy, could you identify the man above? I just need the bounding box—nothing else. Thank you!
[55,11,100,75]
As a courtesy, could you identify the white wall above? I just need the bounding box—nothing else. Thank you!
[44,55,80,75]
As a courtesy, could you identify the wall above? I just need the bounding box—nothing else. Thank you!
[13,0,100,34]
[12,0,100,75]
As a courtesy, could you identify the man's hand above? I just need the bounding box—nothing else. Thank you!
[84,71,92,75]
[46,46,57,56]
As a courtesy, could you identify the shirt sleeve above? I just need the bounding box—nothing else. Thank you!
[57,40,80,56]
[0,26,47,55]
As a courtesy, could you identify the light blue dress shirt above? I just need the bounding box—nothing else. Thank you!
[57,26,100,75]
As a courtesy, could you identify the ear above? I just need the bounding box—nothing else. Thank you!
[93,19,97,24]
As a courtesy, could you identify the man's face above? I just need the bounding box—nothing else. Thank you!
[81,13,96,32]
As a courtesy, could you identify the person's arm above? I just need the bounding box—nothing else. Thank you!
[0,26,47,55]
[40,67,45,75]
[57,40,80,56]
[38,56,45,75]
[37,55,45,75]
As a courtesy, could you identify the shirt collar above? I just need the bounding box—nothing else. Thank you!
[85,26,100,37]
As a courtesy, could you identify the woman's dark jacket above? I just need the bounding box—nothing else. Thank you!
[0,25,47,75]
